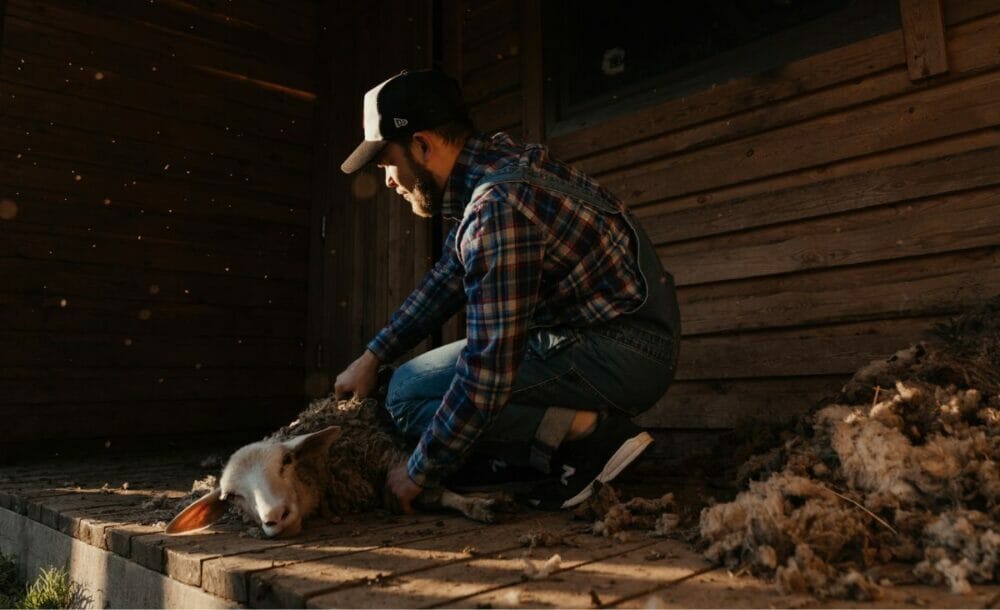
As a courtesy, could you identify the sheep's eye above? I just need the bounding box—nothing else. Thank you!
[281,453,294,466]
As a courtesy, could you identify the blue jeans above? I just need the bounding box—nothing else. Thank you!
[384,316,678,473]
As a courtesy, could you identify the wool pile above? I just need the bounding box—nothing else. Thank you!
[698,300,1000,598]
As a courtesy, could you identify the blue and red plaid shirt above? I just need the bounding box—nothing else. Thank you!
[367,133,645,487]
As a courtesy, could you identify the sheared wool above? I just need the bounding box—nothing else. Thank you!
[700,299,1000,598]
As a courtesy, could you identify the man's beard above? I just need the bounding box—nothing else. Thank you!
[402,147,442,218]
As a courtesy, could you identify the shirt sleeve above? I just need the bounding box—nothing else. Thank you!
[367,225,467,363]
[407,186,546,487]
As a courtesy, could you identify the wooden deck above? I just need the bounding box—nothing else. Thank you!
[1,453,998,609]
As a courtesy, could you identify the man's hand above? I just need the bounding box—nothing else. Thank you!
[333,350,380,400]
[383,462,423,514]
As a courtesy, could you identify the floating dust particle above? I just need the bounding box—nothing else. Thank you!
[0,199,18,220]
[351,172,378,199]
[137,309,152,320]
[148,284,160,295]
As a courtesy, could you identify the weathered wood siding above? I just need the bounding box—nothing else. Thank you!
[314,0,1000,441]
[457,0,1000,430]
[0,0,319,446]
[309,1,435,384]
[572,3,1000,430]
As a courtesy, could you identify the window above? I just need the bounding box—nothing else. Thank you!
[543,0,901,135]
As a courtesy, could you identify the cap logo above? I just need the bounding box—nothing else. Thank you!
[393,117,409,128]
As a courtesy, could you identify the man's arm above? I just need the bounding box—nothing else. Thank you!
[334,225,466,399]
[367,224,466,364]
[407,187,546,488]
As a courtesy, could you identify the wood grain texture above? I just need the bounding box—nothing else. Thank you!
[901,0,950,79]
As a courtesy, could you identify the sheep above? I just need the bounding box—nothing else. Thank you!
[165,396,503,538]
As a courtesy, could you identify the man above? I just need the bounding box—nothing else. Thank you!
[334,69,680,513]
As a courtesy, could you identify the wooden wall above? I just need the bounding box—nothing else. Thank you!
[555,1,1000,432]
[0,0,320,448]
[308,1,436,386]
[434,0,1000,440]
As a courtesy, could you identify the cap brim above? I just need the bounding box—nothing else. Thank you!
[341,140,387,174]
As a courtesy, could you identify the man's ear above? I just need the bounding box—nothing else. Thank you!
[411,132,432,160]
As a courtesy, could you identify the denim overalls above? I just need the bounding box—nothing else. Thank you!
[385,163,681,473]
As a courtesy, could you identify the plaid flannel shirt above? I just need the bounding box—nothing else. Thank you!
[367,133,645,487]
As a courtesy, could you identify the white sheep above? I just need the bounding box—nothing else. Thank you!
[166,397,503,537]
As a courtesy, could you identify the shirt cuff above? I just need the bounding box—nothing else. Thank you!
[406,444,443,489]
[367,328,402,364]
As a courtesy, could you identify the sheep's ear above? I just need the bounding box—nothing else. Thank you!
[165,488,228,535]
[284,426,342,459]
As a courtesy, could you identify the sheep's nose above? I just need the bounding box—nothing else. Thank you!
[263,507,291,528]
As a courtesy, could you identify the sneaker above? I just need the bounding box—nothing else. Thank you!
[448,454,551,493]
[525,415,653,509]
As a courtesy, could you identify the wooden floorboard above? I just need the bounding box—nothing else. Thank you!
[1,455,998,608]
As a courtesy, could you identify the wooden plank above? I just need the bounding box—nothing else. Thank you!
[600,67,1000,207]
[660,183,1000,286]
[3,227,306,282]
[677,316,942,381]
[679,246,1000,336]
[901,0,949,80]
[305,0,333,381]
[640,136,1000,245]
[617,565,1000,609]
[0,105,311,209]
[462,56,518,105]
[0,365,303,405]
[942,0,1000,24]
[159,0,319,45]
[0,329,303,367]
[310,523,661,608]
[86,0,317,76]
[577,13,1000,182]
[5,398,302,443]
[201,514,474,602]
[449,539,711,610]
[469,89,521,133]
[462,27,520,76]
[320,9,359,376]
[5,0,315,93]
[0,293,304,337]
[259,513,570,608]
[2,82,313,175]
[519,0,543,142]
[637,376,844,429]
[548,28,906,162]
[462,0,518,46]
[552,10,995,166]
[1,49,312,147]
[0,164,309,231]
[441,0,463,84]
[1,14,314,118]
[0,257,306,310]
[4,191,306,257]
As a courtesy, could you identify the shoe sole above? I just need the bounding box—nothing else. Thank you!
[559,431,654,509]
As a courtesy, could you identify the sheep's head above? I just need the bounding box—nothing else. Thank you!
[166,426,341,538]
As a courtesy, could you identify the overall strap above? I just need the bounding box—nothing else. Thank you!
[468,163,680,334]
[471,166,619,214]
